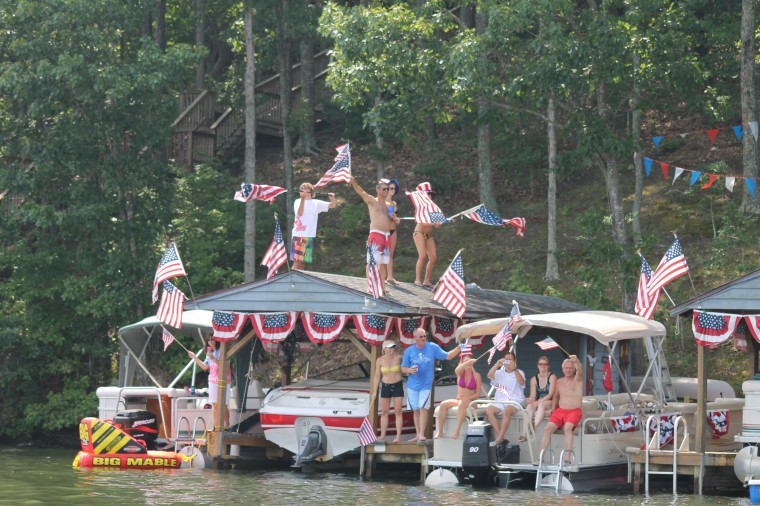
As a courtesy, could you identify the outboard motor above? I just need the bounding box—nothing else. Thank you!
[292,425,327,468]
[462,421,497,486]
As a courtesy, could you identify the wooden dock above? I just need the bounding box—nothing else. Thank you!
[628,448,738,494]
[362,440,433,482]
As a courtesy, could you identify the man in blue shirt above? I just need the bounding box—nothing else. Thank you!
[402,327,462,442]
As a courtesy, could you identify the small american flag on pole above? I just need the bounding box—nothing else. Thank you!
[234,183,287,203]
[492,322,512,352]
[162,328,175,352]
[536,337,560,351]
[157,281,186,329]
[433,251,466,318]
[406,191,448,224]
[647,236,689,298]
[152,243,187,303]
[315,143,352,187]
[366,245,384,299]
[462,204,526,237]
[261,217,288,279]
[635,255,659,320]
[357,417,377,447]
[459,340,473,358]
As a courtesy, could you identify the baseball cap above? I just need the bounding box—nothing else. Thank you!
[383,341,397,349]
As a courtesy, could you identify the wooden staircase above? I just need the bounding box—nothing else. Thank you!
[170,50,330,167]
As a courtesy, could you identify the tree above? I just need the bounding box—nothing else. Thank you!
[243,0,258,282]
[739,0,759,214]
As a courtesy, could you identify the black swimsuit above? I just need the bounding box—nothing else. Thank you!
[535,375,551,399]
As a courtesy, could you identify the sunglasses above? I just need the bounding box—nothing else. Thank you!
[538,362,549,366]
[379,187,389,191]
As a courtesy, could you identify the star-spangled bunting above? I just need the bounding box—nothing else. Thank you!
[315,143,352,188]
[635,255,659,320]
[366,244,384,299]
[433,251,466,319]
[301,312,348,344]
[211,311,247,342]
[251,312,297,342]
[261,218,288,279]
[352,314,393,345]
[536,337,560,351]
[152,243,187,303]
[406,190,448,224]
[430,317,460,346]
[162,328,175,352]
[396,317,429,347]
[357,417,377,447]
[233,183,287,203]
[461,205,526,237]
[647,236,689,297]
[692,310,742,348]
[157,281,186,329]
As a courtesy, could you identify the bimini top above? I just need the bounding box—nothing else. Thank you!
[453,310,666,347]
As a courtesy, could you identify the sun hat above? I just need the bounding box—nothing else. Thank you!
[383,341,397,349]
[416,182,435,194]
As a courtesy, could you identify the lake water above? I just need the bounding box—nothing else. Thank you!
[2,444,753,505]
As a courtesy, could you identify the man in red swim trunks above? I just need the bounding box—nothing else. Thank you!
[540,354,583,463]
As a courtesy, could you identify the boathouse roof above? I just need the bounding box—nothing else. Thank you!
[187,270,586,319]
[670,268,760,317]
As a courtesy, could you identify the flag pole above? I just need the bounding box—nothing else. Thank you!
[160,326,191,353]
[446,204,482,222]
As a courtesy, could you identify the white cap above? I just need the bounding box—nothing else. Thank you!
[383,341,397,349]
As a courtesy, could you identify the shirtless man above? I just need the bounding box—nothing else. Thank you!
[350,176,399,295]
[540,354,583,463]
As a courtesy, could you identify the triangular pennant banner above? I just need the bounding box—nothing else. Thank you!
[701,174,718,190]
[732,125,743,141]
[652,136,664,148]
[725,177,736,192]
[672,167,685,185]
[747,179,756,198]
[707,129,720,143]
[644,157,653,177]
[689,171,701,186]
[660,162,669,179]
[750,121,759,141]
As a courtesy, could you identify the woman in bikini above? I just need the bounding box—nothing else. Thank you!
[520,355,557,442]
[412,182,441,287]
[385,179,400,285]
[434,355,482,439]
[370,340,404,442]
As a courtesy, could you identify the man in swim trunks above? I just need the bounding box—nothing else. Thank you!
[350,176,399,295]
[291,182,337,270]
[540,354,583,463]
[401,328,462,442]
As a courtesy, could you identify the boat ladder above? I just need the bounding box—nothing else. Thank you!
[174,415,208,452]
[535,448,575,491]
[644,413,691,494]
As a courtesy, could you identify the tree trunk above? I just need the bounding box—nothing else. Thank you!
[475,10,497,211]
[279,0,295,236]
[195,0,205,90]
[631,51,643,245]
[374,96,385,180]
[294,38,318,156]
[243,2,257,283]
[154,0,166,50]
[740,0,759,214]
[545,97,560,282]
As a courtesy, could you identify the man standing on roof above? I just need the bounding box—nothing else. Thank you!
[291,182,337,270]
[401,327,462,442]
[540,354,583,463]
[349,176,399,295]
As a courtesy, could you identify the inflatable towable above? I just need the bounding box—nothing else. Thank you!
[73,417,193,470]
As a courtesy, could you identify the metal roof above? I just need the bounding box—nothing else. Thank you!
[187,270,586,319]
[670,268,760,317]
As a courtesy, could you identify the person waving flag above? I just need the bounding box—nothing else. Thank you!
[315,143,352,187]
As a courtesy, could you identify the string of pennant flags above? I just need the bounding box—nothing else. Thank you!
[647,120,759,148]
[643,156,757,197]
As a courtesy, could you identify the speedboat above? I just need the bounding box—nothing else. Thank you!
[260,377,458,466]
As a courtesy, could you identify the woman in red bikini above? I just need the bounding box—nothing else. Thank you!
[434,353,482,439]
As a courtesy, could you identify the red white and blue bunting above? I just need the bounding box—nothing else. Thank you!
[429,317,461,346]
[691,310,760,348]
[352,314,393,345]
[301,312,348,344]
[395,316,429,347]
[251,312,298,342]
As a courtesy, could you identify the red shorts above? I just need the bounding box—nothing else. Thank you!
[549,407,582,429]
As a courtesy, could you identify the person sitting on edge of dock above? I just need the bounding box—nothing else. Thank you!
[485,351,525,445]
[540,354,583,463]
[401,327,462,443]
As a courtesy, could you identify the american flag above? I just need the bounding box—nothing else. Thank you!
[315,143,352,188]
[536,337,560,351]
[261,218,288,279]
[635,255,659,320]
[492,322,512,352]
[157,281,186,329]
[459,340,472,357]
[162,328,175,352]
[509,301,522,325]
[366,245,384,299]
[212,311,246,341]
[357,416,377,447]
[152,243,187,303]
[433,251,466,318]
[406,190,448,224]
[647,236,689,297]
[233,183,287,203]
[487,346,498,365]
[462,205,526,237]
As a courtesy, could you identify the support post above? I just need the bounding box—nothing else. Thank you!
[695,343,707,455]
